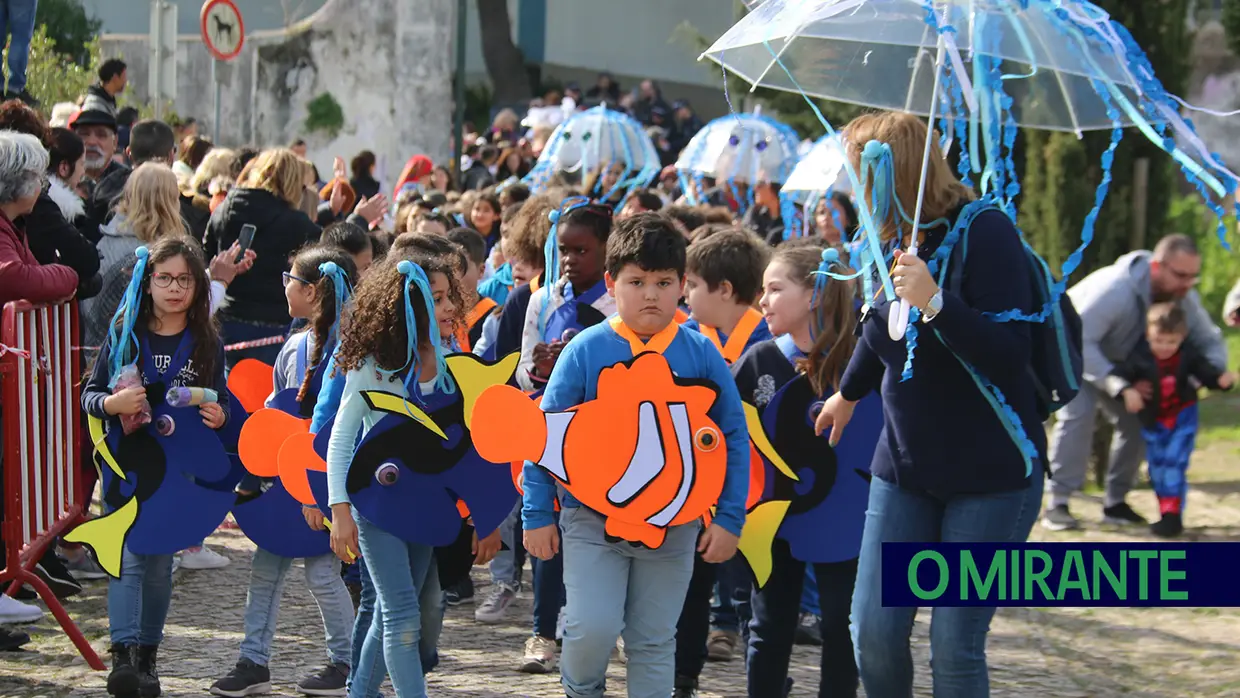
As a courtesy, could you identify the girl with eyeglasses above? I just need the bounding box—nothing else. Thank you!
[81,235,230,698]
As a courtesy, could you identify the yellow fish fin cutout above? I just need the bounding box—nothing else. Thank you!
[361,391,447,440]
[744,402,798,482]
[88,414,125,481]
[446,351,520,430]
[320,519,356,561]
[63,496,139,578]
[737,499,792,589]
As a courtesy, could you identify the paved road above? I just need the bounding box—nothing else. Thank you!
[2,484,1239,697]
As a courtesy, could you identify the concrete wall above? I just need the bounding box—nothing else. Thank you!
[101,0,457,190]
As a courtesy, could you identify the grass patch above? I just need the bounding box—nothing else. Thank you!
[1195,331,1240,447]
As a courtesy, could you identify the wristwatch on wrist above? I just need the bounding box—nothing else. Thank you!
[921,289,944,322]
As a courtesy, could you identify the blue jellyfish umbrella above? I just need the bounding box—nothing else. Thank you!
[523,105,660,207]
[674,110,800,217]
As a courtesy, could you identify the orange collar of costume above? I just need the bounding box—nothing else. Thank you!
[609,316,679,356]
[699,307,763,364]
[454,297,499,352]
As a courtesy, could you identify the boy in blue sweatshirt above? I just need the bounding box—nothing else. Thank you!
[522,212,750,698]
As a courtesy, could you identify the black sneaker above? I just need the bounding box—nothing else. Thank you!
[209,658,272,697]
[1150,513,1184,538]
[136,644,161,697]
[444,576,474,606]
[108,644,141,698]
[296,662,348,696]
[3,90,38,107]
[0,628,29,651]
[36,554,83,598]
[1102,501,1147,526]
[673,675,698,698]
[1041,504,1080,531]
[793,612,822,646]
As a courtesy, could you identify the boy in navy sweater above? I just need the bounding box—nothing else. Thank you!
[522,212,750,698]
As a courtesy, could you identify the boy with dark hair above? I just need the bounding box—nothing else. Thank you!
[1112,302,1234,537]
[522,212,749,698]
[683,230,773,364]
[446,227,496,352]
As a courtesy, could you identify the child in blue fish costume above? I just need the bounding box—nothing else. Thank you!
[80,237,231,698]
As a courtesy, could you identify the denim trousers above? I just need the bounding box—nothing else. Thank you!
[108,547,175,645]
[802,566,821,616]
[0,0,36,92]
[851,473,1044,698]
[747,539,858,698]
[348,530,444,698]
[711,556,749,632]
[558,506,699,698]
[531,509,564,639]
[351,512,436,698]
[238,548,354,667]
[489,503,526,589]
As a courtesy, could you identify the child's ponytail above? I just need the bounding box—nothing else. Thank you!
[293,246,357,403]
[805,247,858,397]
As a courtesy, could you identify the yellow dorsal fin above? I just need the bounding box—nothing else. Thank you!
[744,402,798,482]
[445,351,520,429]
[737,500,792,589]
[88,415,126,481]
[361,391,447,440]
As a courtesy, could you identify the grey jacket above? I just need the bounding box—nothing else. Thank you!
[1068,250,1227,398]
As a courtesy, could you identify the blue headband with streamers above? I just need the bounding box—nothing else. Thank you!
[388,259,454,397]
[317,261,353,340]
[538,195,593,335]
[106,246,150,385]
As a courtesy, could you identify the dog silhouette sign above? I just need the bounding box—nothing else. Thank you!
[200,0,245,61]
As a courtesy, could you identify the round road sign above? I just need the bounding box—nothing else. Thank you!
[201,0,245,61]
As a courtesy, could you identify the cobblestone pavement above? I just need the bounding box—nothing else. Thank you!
[2,455,1239,697]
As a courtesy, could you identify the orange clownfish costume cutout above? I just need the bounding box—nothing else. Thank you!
[472,352,726,548]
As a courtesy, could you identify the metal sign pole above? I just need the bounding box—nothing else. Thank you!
[451,0,467,183]
[212,60,221,144]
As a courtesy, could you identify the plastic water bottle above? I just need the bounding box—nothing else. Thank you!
[165,387,219,408]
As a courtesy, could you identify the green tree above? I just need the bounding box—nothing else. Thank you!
[1224,0,1240,54]
[10,25,99,108]
[35,0,101,65]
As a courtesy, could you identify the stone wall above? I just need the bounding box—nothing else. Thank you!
[101,0,456,189]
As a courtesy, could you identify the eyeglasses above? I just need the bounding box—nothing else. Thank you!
[152,273,194,289]
[282,271,311,286]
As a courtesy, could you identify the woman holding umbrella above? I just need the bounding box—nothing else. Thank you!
[814,111,1044,698]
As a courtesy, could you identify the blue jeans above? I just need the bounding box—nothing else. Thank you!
[802,567,820,616]
[489,503,525,589]
[109,547,175,645]
[851,473,1043,698]
[220,318,287,369]
[239,549,354,667]
[531,511,564,639]
[0,0,36,93]
[711,557,748,632]
[747,539,857,698]
[558,506,699,698]
[349,521,444,698]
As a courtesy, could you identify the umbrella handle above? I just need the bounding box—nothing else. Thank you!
[889,38,946,342]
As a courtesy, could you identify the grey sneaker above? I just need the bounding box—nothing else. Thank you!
[475,583,517,623]
[518,635,558,674]
[1041,504,1080,531]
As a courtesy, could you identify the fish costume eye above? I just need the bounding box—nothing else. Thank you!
[695,426,721,452]
[809,401,825,423]
[375,462,400,486]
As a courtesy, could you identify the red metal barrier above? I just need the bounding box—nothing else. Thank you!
[0,300,104,670]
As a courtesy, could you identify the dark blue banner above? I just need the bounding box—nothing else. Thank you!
[881,542,1240,607]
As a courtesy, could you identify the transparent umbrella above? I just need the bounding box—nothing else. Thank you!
[674,111,801,216]
[702,0,1239,338]
[780,134,851,238]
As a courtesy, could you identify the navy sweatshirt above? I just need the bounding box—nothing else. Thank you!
[839,208,1046,496]
[83,330,230,427]
[494,276,542,361]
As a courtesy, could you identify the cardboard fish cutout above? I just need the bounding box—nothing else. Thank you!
[472,352,727,549]
[739,376,881,588]
[66,398,242,578]
[228,359,275,415]
[344,352,521,547]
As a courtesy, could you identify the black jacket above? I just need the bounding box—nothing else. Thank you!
[24,188,102,299]
[204,188,321,325]
[80,160,131,244]
[181,194,211,243]
[1111,339,1227,429]
[349,175,381,201]
[461,163,495,192]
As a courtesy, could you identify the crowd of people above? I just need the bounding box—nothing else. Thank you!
[0,52,1233,698]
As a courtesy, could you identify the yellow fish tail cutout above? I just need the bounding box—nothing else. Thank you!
[445,352,520,429]
[89,414,126,481]
[744,403,797,482]
[361,391,448,439]
[63,497,139,578]
[738,500,792,588]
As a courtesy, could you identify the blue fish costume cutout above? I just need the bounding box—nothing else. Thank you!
[68,338,242,578]
[344,352,521,548]
[740,374,882,588]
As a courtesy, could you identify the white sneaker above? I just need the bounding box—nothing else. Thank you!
[475,583,517,623]
[518,635,558,674]
[178,545,229,570]
[0,593,43,623]
[555,607,566,641]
